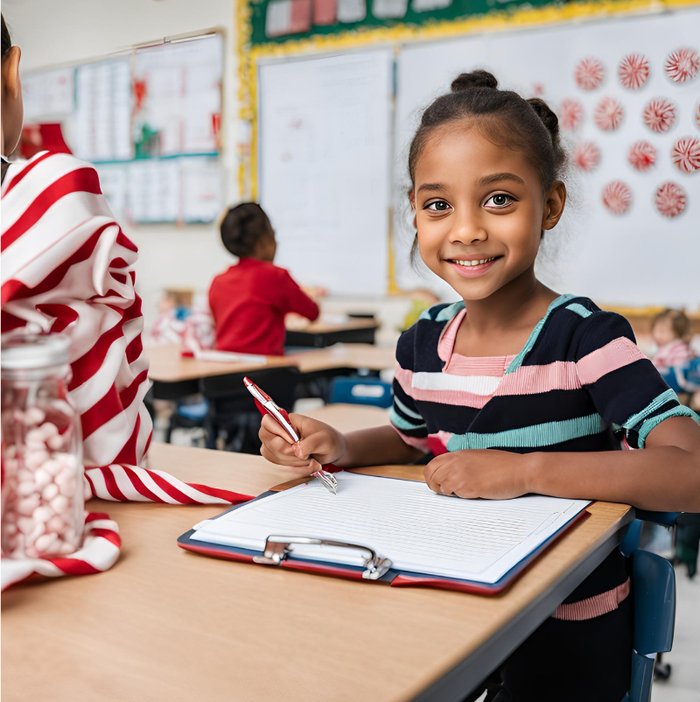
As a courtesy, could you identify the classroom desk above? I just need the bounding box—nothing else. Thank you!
[2,443,633,702]
[285,316,379,347]
[304,403,391,432]
[146,343,396,400]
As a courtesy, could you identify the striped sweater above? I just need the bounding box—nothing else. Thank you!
[391,294,697,457]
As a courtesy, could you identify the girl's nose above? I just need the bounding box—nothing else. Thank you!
[450,210,487,244]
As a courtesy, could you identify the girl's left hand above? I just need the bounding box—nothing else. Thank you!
[424,450,530,500]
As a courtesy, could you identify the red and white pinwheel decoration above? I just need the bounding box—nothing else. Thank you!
[671,136,700,174]
[594,97,624,131]
[628,141,657,172]
[575,57,605,91]
[618,54,650,90]
[643,98,677,134]
[602,180,632,215]
[655,181,687,218]
[664,47,700,84]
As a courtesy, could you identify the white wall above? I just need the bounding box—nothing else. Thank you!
[3,0,239,325]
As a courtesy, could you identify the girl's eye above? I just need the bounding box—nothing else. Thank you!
[484,193,514,208]
[425,200,451,212]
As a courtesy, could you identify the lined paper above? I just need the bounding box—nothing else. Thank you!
[191,473,589,584]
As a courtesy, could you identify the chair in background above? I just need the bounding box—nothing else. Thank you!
[328,375,393,408]
[165,397,210,447]
[202,366,301,454]
[620,511,678,700]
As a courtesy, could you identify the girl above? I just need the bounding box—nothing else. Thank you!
[259,71,700,701]
[209,202,320,356]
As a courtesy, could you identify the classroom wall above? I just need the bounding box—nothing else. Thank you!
[3,0,238,326]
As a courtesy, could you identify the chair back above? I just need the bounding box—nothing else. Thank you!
[328,376,393,408]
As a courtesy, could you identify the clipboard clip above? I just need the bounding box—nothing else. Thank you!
[253,535,392,580]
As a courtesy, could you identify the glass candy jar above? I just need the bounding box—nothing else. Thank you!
[1,331,85,559]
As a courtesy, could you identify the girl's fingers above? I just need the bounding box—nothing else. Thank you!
[260,414,296,444]
[260,442,310,468]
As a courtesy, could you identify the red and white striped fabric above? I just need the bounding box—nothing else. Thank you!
[1,152,251,589]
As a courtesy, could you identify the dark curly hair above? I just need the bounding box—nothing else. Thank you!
[408,69,567,191]
[219,202,273,258]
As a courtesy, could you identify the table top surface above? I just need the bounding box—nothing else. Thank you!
[2,443,632,702]
[146,343,396,382]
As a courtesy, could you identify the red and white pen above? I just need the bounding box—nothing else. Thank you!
[243,376,338,495]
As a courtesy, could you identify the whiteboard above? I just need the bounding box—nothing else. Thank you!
[394,10,700,308]
[258,49,393,295]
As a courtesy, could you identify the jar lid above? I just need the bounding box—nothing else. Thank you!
[1,330,70,370]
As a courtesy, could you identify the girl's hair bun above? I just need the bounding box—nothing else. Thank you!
[451,70,498,93]
[527,97,560,139]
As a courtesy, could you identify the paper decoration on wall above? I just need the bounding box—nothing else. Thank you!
[594,97,624,131]
[602,180,632,215]
[655,181,687,218]
[671,136,700,174]
[643,98,677,133]
[373,0,408,18]
[266,0,312,37]
[559,98,584,131]
[573,141,601,171]
[337,0,366,22]
[574,57,605,90]
[628,140,656,172]
[618,53,650,90]
[313,0,337,24]
[696,103,700,130]
[664,47,700,84]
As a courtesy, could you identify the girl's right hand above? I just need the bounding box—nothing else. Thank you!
[258,413,346,477]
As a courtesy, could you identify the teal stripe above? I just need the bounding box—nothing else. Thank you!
[505,294,575,374]
[435,301,465,322]
[566,303,593,318]
[623,389,679,430]
[446,413,605,450]
[390,407,426,431]
[394,395,423,420]
[637,405,700,446]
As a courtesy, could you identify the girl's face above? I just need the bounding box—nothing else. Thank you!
[1,46,24,156]
[410,122,565,303]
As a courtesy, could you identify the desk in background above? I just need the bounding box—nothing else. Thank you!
[2,443,632,702]
[285,316,379,347]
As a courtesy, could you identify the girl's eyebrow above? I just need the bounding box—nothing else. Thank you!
[416,182,447,193]
[479,172,526,186]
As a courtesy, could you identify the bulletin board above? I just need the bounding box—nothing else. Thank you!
[246,0,700,305]
[21,32,225,225]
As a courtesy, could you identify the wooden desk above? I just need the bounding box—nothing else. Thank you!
[146,343,395,400]
[305,403,391,432]
[285,317,379,347]
[2,443,632,702]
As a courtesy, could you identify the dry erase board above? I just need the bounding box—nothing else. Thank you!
[258,49,393,295]
[393,10,700,308]
[20,33,225,225]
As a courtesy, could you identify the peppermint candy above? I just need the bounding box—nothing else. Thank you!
[618,53,650,90]
[628,141,657,172]
[573,141,601,172]
[655,181,687,218]
[575,57,605,91]
[594,97,624,131]
[559,99,584,132]
[643,98,677,134]
[671,136,700,174]
[602,181,632,215]
[664,47,700,84]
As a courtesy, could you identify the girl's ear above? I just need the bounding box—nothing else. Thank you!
[2,46,22,100]
[542,181,566,231]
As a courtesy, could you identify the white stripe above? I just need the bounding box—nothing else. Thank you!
[144,468,230,503]
[412,371,500,396]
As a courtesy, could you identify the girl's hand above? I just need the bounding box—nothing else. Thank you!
[424,450,530,500]
[259,413,346,478]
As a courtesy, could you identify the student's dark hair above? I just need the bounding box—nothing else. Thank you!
[219,202,273,258]
[408,70,567,191]
[2,15,12,59]
[652,308,690,340]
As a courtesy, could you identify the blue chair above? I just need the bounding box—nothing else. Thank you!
[620,512,678,701]
[165,397,210,446]
[328,376,393,408]
[660,358,700,395]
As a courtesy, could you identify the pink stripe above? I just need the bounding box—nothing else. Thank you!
[553,577,630,621]
[391,424,430,452]
[497,361,580,396]
[447,353,515,376]
[437,309,466,362]
[577,338,646,386]
[395,367,494,409]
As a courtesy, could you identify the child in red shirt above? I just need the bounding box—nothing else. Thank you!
[208,203,319,356]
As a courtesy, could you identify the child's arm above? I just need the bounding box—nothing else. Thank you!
[259,414,424,477]
[280,271,320,321]
[424,415,700,511]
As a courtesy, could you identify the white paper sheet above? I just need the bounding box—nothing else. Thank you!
[191,473,589,584]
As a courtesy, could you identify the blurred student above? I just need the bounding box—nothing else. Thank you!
[650,308,693,372]
[209,202,319,356]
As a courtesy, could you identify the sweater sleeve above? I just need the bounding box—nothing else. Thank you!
[279,269,320,321]
[574,310,698,448]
